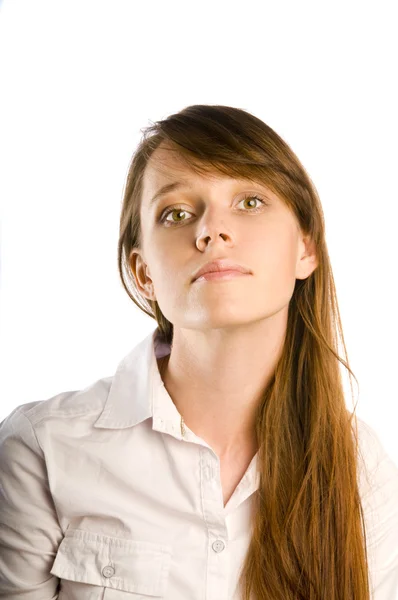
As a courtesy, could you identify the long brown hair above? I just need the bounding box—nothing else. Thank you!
[117,105,371,599]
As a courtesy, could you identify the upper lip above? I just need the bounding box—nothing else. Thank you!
[192,259,252,282]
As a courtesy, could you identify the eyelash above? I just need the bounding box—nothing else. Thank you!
[159,194,268,227]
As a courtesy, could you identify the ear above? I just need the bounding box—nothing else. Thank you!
[296,234,318,281]
[129,249,156,301]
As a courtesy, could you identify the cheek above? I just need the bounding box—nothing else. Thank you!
[146,250,188,292]
[254,232,299,294]
[252,225,297,268]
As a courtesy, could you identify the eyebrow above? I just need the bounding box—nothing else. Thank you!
[149,181,193,207]
[149,177,266,207]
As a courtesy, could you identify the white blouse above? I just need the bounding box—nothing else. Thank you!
[1,327,397,599]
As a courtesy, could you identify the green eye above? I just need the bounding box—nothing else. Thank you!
[160,194,267,227]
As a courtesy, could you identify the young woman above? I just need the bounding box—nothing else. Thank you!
[1,104,397,599]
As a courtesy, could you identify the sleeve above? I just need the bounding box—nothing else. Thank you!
[0,405,64,599]
[358,420,398,599]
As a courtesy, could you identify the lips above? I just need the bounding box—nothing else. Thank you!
[192,259,252,282]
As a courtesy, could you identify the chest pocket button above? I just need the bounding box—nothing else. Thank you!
[102,565,115,578]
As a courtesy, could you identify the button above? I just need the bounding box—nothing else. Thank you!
[102,566,115,578]
[212,540,225,553]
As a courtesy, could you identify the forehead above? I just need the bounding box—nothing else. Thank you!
[142,142,279,206]
[144,143,222,187]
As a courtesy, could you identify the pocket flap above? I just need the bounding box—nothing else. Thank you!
[50,528,172,597]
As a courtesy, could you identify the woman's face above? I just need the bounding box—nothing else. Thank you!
[131,142,315,331]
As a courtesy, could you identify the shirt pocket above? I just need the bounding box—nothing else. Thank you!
[50,528,173,599]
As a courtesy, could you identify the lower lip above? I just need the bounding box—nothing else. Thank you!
[194,270,250,282]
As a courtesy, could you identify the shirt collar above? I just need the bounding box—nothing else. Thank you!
[94,327,183,437]
[93,326,261,499]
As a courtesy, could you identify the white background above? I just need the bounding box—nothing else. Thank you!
[0,1,397,462]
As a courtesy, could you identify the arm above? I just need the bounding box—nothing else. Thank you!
[358,421,398,599]
[368,450,398,599]
[0,405,64,599]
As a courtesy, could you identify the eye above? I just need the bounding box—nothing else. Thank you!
[159,194,268,227]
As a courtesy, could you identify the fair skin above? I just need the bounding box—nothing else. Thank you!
[130,142,318,472]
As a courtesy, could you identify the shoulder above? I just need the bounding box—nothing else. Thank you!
[353,414,397,494]
[0,374,114,446]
